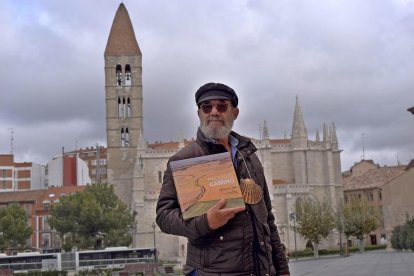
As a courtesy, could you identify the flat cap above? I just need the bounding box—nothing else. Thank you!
[195,82,238,107]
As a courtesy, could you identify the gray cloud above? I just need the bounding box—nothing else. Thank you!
[1,0,414,171]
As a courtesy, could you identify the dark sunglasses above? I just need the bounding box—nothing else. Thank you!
[200,103,229,114]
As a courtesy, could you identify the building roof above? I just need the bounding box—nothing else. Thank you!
[343,165,406,191]
[104,3,141,56]
[0,186,85,205]
[0,190,45,203]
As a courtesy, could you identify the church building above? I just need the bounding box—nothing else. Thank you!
[104,3,344,263]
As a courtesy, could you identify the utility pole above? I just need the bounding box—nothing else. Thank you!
[289,212,298,260]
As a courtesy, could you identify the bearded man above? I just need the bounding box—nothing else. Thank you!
[156,82,290,276]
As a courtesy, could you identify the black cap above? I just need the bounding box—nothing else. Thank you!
[195,82,238,107]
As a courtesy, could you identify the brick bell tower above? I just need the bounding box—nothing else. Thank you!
[104,3,143,206]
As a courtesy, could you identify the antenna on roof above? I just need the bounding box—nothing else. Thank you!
[361,133,366,160]
[9,128,14,154]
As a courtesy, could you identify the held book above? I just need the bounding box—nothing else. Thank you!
[170,152,245,220]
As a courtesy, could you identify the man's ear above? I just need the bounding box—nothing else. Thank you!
[233,107,239,120]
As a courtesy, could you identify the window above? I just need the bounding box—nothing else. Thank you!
[42,233,51,248]
[378,190,382,200]
[127,97,131,117]
[43,200,51,210]
[158,171,162,183]
[118,97,123,117]
[121,128,129,147]
[116,64,123,86]
[367,192,374,202]
[42,217,51,232]
[125,64,131,86]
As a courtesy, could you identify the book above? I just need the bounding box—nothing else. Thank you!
[170,152,245,220]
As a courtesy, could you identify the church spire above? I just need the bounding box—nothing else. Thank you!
[331,123,338,149]
[105,3,141,56]
[291,96,308,139]
[291,96,308,148]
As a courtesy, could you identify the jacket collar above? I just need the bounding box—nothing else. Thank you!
[196,128,257,156]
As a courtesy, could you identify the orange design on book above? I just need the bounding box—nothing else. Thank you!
[170,152,244,220]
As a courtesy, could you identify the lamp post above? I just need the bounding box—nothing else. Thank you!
[289,212,298,260]
[151,222,156,249]
[152,222,158,262]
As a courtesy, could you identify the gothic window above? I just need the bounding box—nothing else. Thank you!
[127,97,131,117]
[116,64,123,86]
[121,128,125,147]
[122,97,127,117]
[125,128,129,146]
[121,128,130,147]
[118,97,123,117]
[125,64,131,86]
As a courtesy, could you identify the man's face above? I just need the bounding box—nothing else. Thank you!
[198,99,239,140]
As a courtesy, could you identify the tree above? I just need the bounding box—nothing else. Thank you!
[295,197,336,257]
[391,214,414,251]
[341,196,379,253]
[0,203,32,251]
[48,183,135,251]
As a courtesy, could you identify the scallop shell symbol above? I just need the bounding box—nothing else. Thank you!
[240,178,263,204]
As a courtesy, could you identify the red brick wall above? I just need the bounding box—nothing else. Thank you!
[63,156,77,186]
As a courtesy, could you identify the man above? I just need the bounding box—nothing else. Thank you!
[156,82,290,276]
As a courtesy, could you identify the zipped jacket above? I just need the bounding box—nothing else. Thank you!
[156,129,290,276]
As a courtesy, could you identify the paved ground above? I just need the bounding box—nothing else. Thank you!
[288,250,414,276]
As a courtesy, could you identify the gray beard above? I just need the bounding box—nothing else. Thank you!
[199,116,234,140]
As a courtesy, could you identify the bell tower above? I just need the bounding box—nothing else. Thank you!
[104,3,143,205]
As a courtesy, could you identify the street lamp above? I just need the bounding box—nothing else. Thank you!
[289,212,298,260]
[152,222,158,262]
[151,222,156,249]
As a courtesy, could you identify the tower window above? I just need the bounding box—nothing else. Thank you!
[158,171,162,183]
[127,97,131,117]
[116,64,123,86]
[121,128,130,147]
[125,64,131,86]
[118,97,123,117]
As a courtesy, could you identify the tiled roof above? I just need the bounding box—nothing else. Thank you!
[148,140,194,150]
[0,186,85,204]
[104,3,141,56]
[0,190,45,203]
[343,166,406,191]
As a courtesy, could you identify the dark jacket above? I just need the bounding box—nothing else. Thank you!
[156,129,290,276]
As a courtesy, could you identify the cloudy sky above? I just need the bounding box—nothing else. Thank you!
[1,0,414,171]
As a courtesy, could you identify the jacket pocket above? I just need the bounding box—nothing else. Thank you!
[203,224,246,271]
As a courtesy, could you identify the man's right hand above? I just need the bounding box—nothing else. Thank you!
[207,199,245,230]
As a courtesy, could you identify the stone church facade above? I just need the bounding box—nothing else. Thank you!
[105,4,343,262]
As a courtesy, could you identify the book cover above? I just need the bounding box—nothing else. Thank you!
[170,152,245,220]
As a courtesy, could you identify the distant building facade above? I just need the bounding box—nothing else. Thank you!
[342,160,406,246]
[46,154,91,187]
[382,160,414,244]
[0,186,85,252]
[0,154,46,191]
[103,3,344,263]
[65,146,107,184]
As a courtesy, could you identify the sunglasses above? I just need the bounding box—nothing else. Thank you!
[200,103,229,114]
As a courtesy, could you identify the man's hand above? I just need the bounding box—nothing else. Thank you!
[207,199,245,230]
